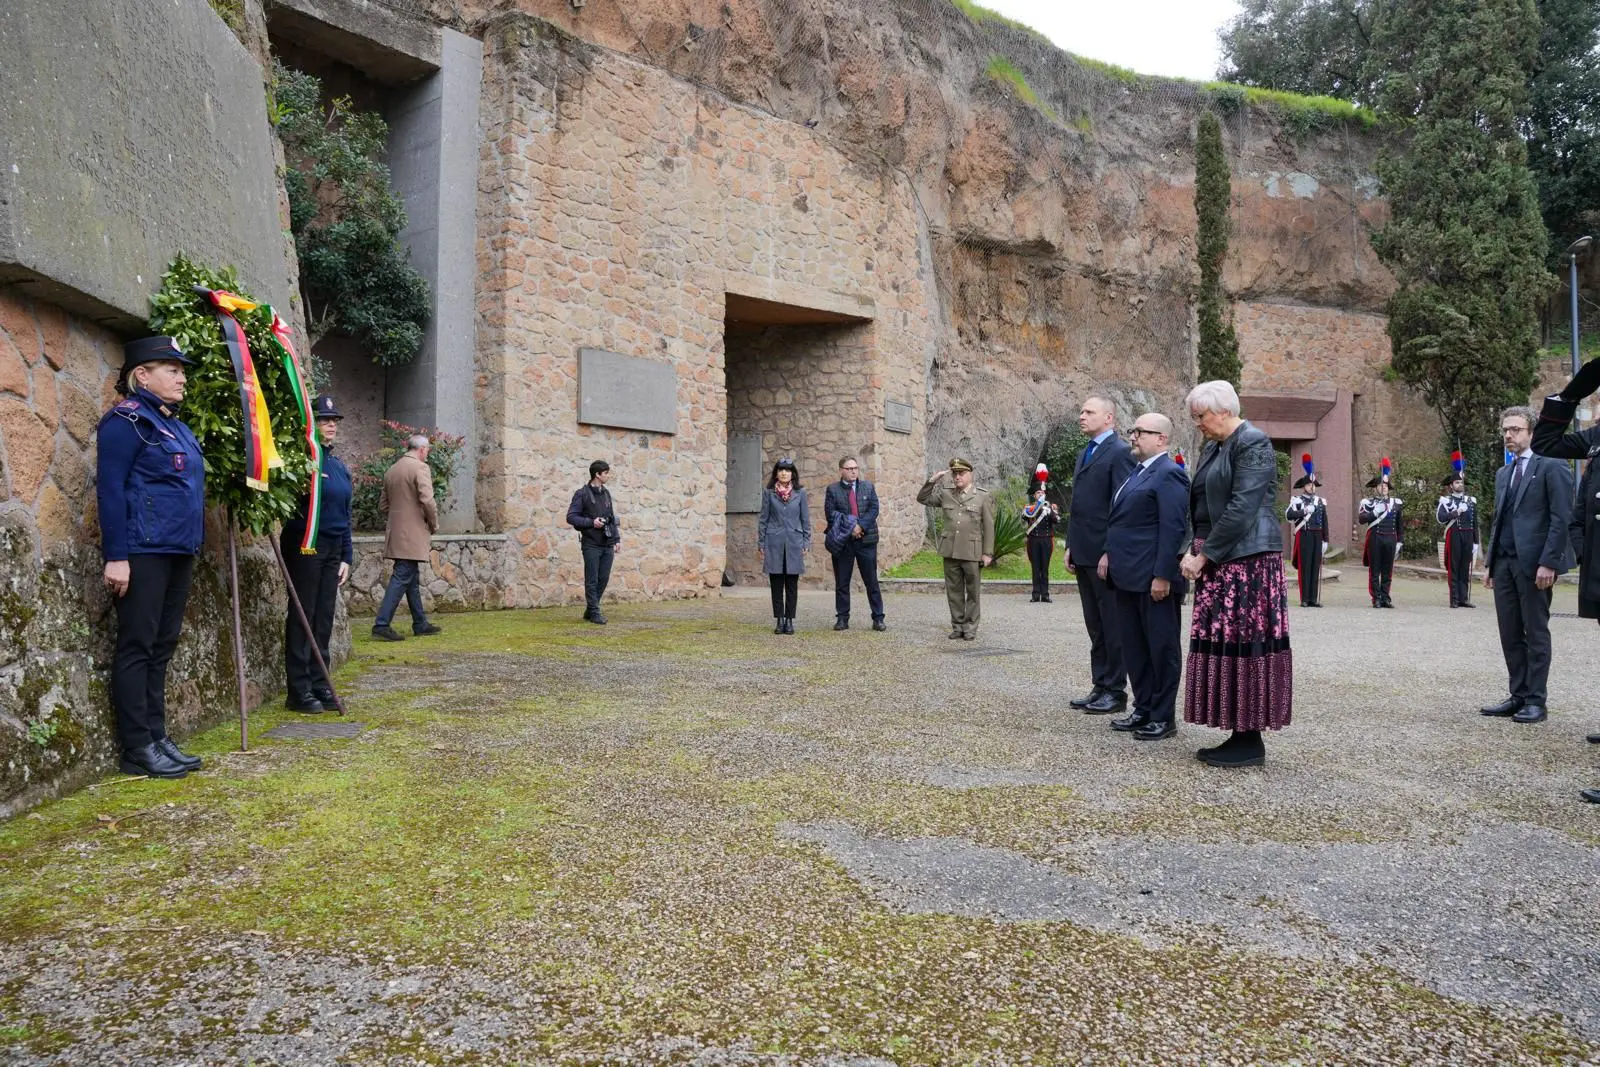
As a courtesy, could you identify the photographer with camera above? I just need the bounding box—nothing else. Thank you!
[568,459,622,625]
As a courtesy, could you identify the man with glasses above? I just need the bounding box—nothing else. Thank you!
[1480,407,1573,725]
[1098,415,1189,741]
[824,456,887,631]
[1066,395,1136,714]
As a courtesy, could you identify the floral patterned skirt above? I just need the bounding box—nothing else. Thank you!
[1184,543,1293,731]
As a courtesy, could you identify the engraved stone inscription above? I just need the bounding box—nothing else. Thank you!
[885,399,914,434]
[577,347,678,435]
[726,433,762,513]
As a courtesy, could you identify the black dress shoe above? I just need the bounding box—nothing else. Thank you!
[1201,731,1265,767]
[949,629,964,639]
[782,617,796,635]
[156,737,202,771]
[1109,711,1149,732]
[588,612,607,625]
[1069,688,1102,709]
[775,620,785,634]
[1581,788,1600,804]
[120,742,187,780]
[1082,691,1127,715]
[1029,594,1040,603]
[1459,602,1475,608]
[961,632,976,641]
[414,623,443,636]
[371,625,405,642]
[286,692,325,713]
[1379,600,1395,608]
[872,619,887,631]
[1586,733,1599,744]
[1480,696,1523,717]
[312,688,341,712]
[1041,595,1053,603]
[834,616,849,631]
[1512,704,1547,724]
[1132,721,1177,741]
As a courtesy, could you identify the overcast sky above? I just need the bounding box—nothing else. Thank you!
[971,0,1245,81]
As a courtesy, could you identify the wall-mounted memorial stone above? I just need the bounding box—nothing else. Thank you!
[0,0,295,327]
[885,399,914,434]
[577,347,678,435]
[726,432,762,513]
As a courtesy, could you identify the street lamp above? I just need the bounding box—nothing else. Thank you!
[1568,235,1593,377]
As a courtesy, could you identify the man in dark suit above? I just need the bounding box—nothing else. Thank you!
[824,456,886,631]
[1098,413,1189,741]
[1481,406,1574,725]
[1067,395,1138,714]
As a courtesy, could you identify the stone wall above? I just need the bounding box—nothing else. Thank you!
[347,534,515,615]
[474,17,936,606]
[0,288,306,817]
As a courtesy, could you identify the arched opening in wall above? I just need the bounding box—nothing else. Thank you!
[723,293,873,586]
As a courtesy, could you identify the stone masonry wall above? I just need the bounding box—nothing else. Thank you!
[474,18,936,607]
[347,534,515,615]
[0,288,305,816]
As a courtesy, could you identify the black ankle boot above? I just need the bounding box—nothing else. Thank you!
[1201,730,1265,768]
[774,618,784,634]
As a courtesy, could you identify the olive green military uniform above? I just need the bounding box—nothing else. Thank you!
[917,461,996,638]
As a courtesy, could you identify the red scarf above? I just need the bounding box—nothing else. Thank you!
[775,483,793,502]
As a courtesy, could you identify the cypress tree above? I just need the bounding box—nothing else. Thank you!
[1194,112,1242,386]
[1370,0,1553,466]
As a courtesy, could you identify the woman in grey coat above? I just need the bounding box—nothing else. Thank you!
[758,458,811,634]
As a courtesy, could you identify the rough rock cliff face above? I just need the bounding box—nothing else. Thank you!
[437,0,1420,476]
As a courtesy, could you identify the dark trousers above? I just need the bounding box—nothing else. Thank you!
[112,553,196,751]
[1073,564,1125,695]
[1491,556,1553,705]
[1367,534,1396,604]
[581,541,615,615]
[375,559,429,631]
[769,573,799,618]
[831,540,884,621]
[1027,537,1053,598]
[1112,586,1181,723]
[1293,530,1323,605]
[1444,528,1475,606]
[282,535,341,697]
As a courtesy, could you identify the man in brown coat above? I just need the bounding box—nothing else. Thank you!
[372,435,442,641]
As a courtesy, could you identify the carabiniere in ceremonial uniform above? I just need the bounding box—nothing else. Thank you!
[96,337,207,779]
[1358,468,1403,608]
[281,395,354,713]
[1284,455,1327,608]
[1436,460,1478,609]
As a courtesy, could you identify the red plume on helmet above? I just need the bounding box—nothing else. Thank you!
[1034,463,1049,483]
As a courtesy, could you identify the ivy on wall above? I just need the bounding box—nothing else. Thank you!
[147,255,313,534]
[271,62,430,367]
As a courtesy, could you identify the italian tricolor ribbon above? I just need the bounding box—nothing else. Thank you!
[199,288,281,491]
[266,308,322,553]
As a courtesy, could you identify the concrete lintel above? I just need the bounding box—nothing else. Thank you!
[1250,419,1320,440]
[1240,389,1339,424]
[265,0,440,84]
[722,274,876,321]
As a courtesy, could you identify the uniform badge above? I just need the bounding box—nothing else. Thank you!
[173,453,186,472]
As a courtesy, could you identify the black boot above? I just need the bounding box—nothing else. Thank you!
[783,617,795,635]
[120,742,188,780]
[774,617,784,634]
[286,691,325,713]
[833,616,849,630]
[1201,730,1265,768]
[156,737,202,771]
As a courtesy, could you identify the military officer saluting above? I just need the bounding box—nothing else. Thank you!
[917,457,996,640]
[281,395,355,712]
[1436,454,1478,609]
[1358,459,1403,608]
[96,337,208,780]
[1284,454,1327,607]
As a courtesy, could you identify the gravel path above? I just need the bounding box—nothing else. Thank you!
[2,576,1597,1064]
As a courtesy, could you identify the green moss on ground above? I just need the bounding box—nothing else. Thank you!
[885,546,1070,581]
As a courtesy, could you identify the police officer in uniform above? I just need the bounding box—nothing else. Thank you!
[1358,476,1403,608]
[917,458,995,640]
[1436,472,1478,609]
[96,337,207,779]
[1285,474,1328,607]
[281,396,353,712]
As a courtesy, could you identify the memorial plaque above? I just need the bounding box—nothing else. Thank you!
[0,0,295,324]
[577,347,678,434]
[885,399,914,434]
[726,433,762,513]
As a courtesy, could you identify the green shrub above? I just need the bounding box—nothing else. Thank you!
[350,420,466,532]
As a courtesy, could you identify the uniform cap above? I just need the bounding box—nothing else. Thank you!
[123,336,191,368]
[1440,473,1464,487]
[1364,475,1388,489]
[948,457,973,472]
[312,395,345,420]
[1293,476,1315,489]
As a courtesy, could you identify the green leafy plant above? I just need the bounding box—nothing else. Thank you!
[26,719,59,748]
[147,255,313,535]
[1195,111,1242,388]
[350,421,466,532]
[272,62,430,367]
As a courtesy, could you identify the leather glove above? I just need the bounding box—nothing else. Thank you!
[1559,356,1600,401]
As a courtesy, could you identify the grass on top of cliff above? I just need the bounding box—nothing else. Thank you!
[984,56,1061,122]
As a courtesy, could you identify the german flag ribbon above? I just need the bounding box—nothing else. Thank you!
[199,288,280,491]
[265,308,322,553]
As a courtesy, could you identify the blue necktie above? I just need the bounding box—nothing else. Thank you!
[1082,440,1098,468]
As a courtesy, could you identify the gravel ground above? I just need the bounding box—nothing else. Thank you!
[2,575,1597,1065]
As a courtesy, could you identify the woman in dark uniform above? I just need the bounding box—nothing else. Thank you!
[96,337,207,779]
[280,395,354,713]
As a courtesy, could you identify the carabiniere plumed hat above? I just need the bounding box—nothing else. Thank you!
[122,336,191,370]
[312,395,345,420]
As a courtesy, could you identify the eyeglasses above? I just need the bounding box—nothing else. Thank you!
[840,465,859,471]
[1128,428,1166,438]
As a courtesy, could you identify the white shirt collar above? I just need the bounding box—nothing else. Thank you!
[1092,428,1116,445]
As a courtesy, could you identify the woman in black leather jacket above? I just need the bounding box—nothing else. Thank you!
[1179,379,1294,768]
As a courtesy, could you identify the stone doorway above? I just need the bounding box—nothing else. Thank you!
[723,292,873,586]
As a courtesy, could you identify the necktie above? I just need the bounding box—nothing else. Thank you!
[848,484,858,516]
[1507,456,1525,504]
[1082,440,1099,468]
[1114,462,1144,502]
